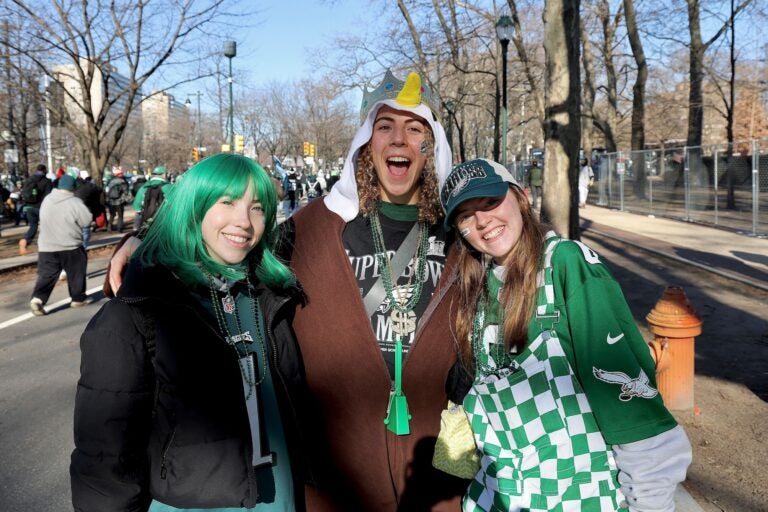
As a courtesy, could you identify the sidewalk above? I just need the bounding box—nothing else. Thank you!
[0,226,127,273]
[0,209,136,273]
[579,205,768,292]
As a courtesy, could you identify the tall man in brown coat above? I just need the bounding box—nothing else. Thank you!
[107,71,467,510]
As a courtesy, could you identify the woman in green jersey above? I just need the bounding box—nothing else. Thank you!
[439,158,691,512]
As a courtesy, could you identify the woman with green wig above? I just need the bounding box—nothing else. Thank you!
[71,154,314,511]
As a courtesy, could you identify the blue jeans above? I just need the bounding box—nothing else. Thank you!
[82,226,91,248]
[14,203,25,225]
[282,198,296,217]
[23,206,40,244]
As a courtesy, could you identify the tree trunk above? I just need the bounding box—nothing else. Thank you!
[625,0,648,200]
[580,16,596,165]
[543,0,581,239]
[686,0,704,148]
[493,76,501,162]
[597,0,620,154]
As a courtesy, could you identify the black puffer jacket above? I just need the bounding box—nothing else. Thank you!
[70,260,312,511]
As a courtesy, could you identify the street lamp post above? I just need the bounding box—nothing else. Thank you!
[185,91,203,151]
[496,15,513,168]
[444,99,455,154]
[224,41,236,153]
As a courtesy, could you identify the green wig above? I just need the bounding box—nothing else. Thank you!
[134,153,294,288]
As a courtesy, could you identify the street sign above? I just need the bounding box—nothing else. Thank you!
[4,149,18,163]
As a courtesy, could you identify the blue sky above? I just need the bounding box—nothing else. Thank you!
[175,0,369,112]
[240,0,366,83]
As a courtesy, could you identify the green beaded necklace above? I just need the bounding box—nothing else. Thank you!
[369,208,429,317]
[471,267,515,376]
[369,206,429,436]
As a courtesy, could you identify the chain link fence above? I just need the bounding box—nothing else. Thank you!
[592,140,767,236]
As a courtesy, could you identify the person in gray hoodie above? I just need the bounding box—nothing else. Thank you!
[29,175,94,316]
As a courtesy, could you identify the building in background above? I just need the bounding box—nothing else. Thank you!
[141,90,191,174]
[51,60,143,174]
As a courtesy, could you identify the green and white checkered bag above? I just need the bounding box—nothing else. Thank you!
[462,235,624,511]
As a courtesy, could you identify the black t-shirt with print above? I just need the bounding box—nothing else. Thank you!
[343,202,449,379]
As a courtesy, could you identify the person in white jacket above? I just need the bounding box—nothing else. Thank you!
[29,174,94,316]
[579,157,595,208]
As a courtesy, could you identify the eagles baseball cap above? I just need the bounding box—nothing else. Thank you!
[440,158,520,230]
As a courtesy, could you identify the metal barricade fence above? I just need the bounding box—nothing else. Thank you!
[595,140,767,236]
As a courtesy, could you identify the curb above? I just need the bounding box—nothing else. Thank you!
[675,485,706,512]
[0,237,121,275]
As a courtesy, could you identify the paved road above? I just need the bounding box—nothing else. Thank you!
[0,254,110,511]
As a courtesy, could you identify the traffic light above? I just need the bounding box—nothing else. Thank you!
[192,147,200,162]
[235,134,245,153]
[309,144,315,157]
[303,141,310,156]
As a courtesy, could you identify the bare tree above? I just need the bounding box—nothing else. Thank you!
[624,0,649,199]
[5,0,240,183]
[590,0,624,153]
[2,17,45,178]
[395,0,494,163]
[643,62,690,145]
[543,0,582,239]
[235,78,356,172]
[505,0,546,131]
[428,0,472,162]
[684,0,752,148]
[296,77,357,172]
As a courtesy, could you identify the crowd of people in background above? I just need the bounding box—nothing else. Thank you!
[0,164,181,316]
[0,164,187,256]
[276,166,340,217]
[1,162,335,254]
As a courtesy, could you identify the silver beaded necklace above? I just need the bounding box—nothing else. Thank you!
[206,272,268,399]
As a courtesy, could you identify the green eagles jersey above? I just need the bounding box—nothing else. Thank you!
[533,239,677,445]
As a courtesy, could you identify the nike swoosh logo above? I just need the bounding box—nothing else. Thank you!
[606,333,625,345]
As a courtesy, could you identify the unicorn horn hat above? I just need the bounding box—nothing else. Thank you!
[324,69,453,222]
[359,70,441,123]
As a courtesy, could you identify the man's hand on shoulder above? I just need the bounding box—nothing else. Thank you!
[104,235,142,297]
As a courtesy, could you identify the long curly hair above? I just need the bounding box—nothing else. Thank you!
[355,127,442,225]
[453,185,546,372]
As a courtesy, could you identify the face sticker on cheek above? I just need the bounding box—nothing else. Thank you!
[420,139,428,154]
[460,227,471,238]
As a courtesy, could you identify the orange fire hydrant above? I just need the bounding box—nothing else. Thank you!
[645,286,702,412]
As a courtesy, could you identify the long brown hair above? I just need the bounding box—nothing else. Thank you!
[454,185,546,372]
[355,127,442,225]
